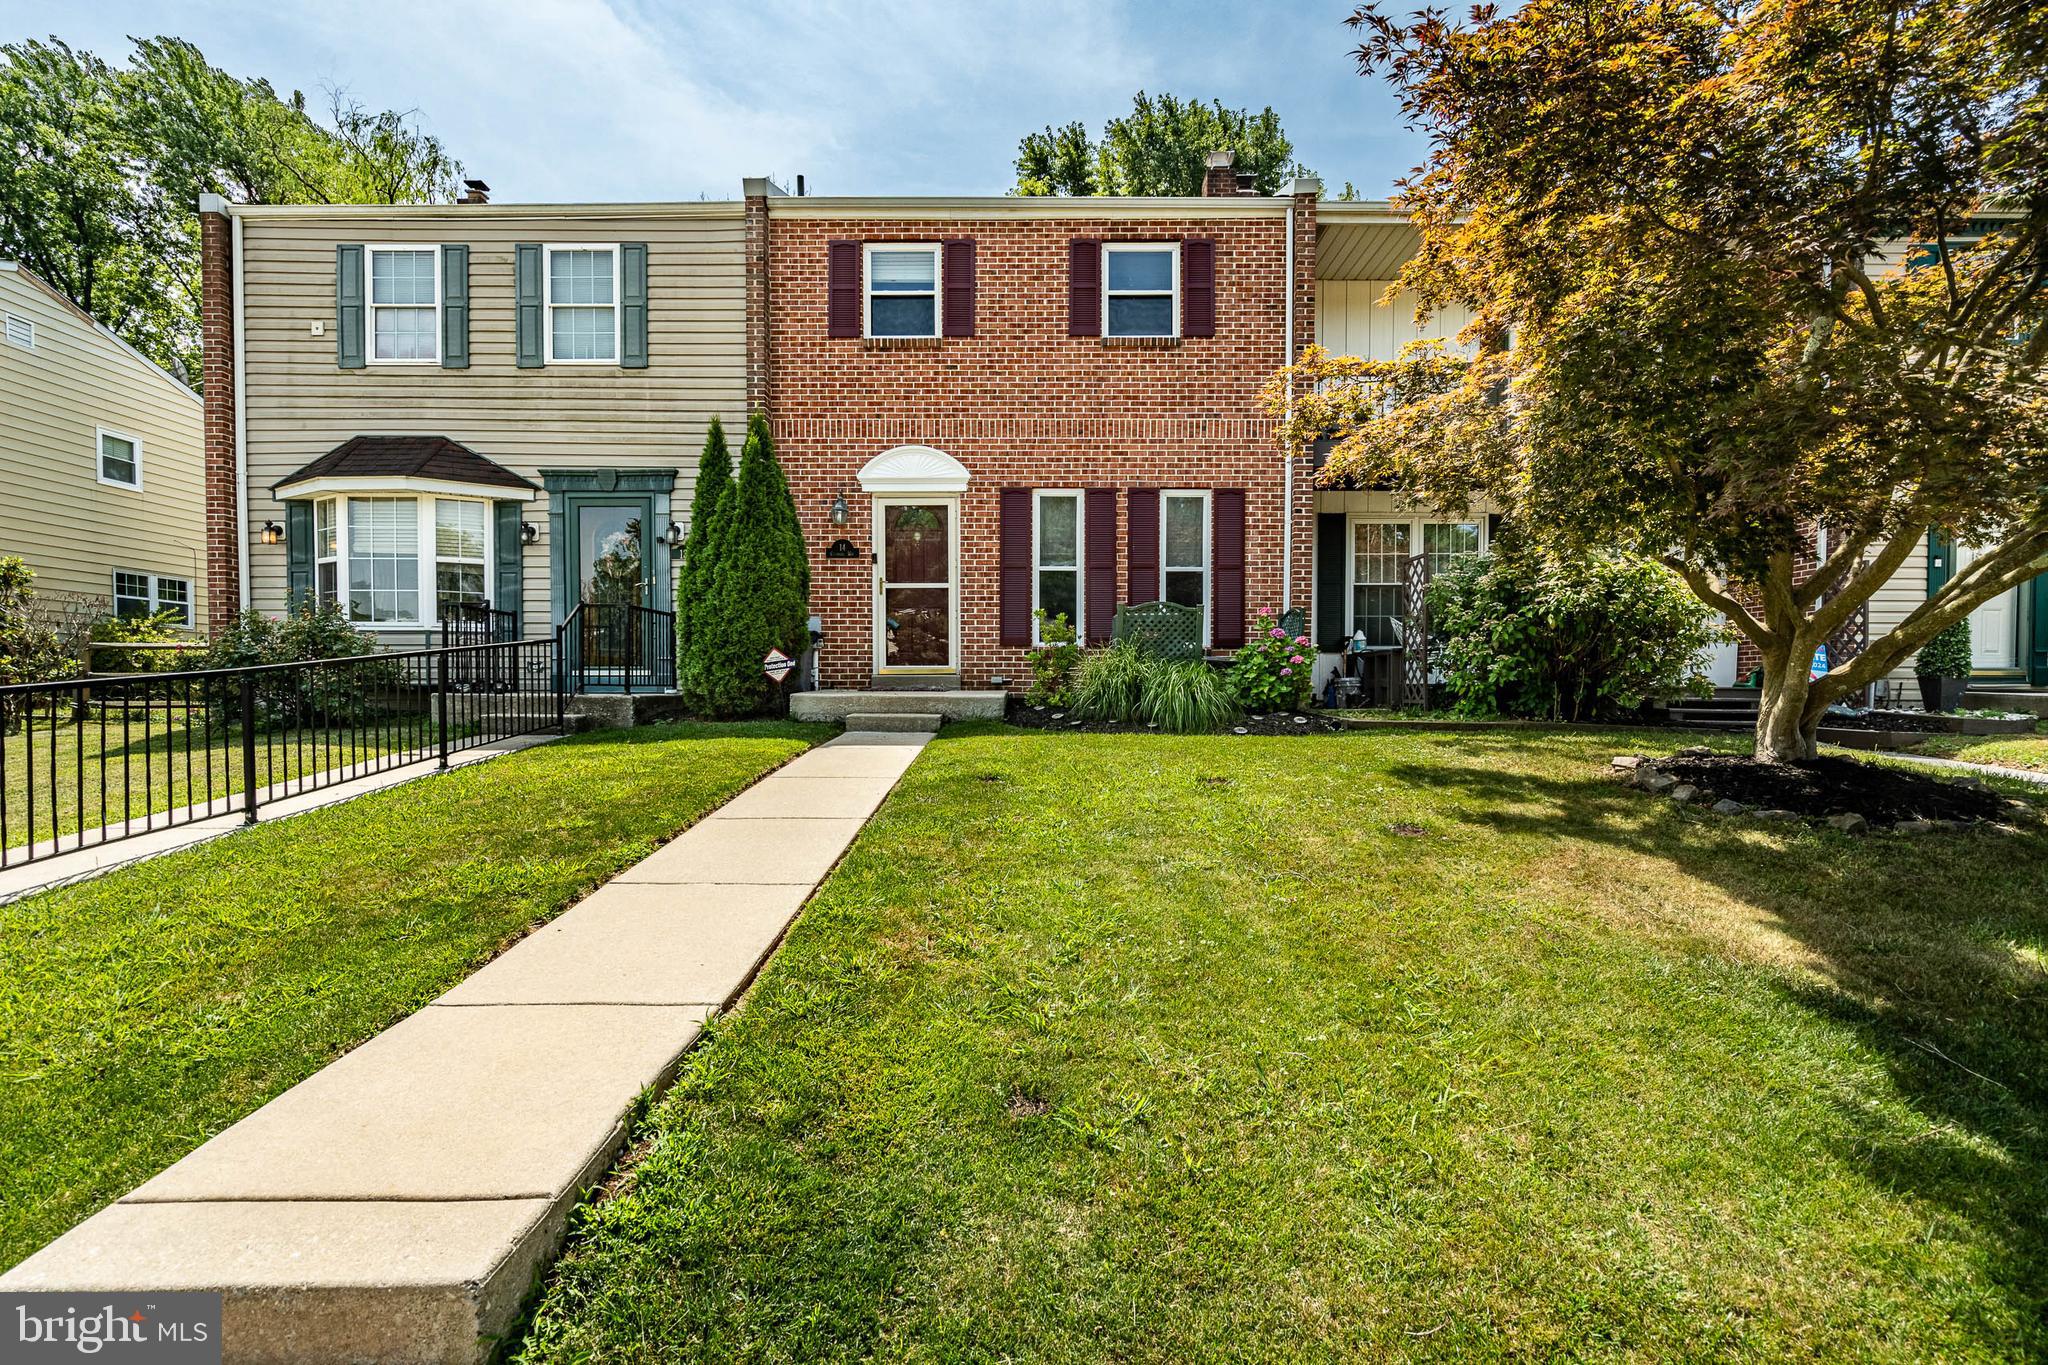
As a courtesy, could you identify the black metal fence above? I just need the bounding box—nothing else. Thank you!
[0,636,562,873]
[559,602,676,694]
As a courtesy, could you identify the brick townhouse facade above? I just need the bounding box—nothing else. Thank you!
[756,166,1320,690]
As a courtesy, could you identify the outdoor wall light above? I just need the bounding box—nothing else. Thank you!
[258,520,284,545]
[520,522,540,545]
[665,521,685,545]
[828,494,850,527]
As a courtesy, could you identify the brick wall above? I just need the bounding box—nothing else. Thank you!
[198,206,239,635]
[764,209,1298,689]
[1732,521,1823,678]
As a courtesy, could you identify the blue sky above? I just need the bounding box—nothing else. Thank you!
[0,0,1426,201]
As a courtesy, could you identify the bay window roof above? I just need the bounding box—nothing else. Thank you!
[272,435,537,500]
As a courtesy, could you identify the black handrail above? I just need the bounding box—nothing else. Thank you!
[0,635,563,873]
[557,601,676,695]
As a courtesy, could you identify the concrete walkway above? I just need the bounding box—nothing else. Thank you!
[0,733,561,906]
[1,730,930,1363]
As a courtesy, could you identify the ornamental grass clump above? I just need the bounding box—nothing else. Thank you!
[1071,642,1149,722]
[1140,659,1242,733]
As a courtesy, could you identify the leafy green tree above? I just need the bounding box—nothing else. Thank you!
[1014,92,1306,196]
[1273,0,2046,762]
[677,417,733,709]
[693,414,809,717]
[0,36,462,384]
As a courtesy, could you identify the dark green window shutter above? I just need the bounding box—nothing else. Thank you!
[441,244,469,369]
[515,243,543,368]
[1926,530,1954,593]
[286,501,315,609]
[2030,573,2048,686]
[336,245,365,369]
[493,501,524,626]
[620,242,648,368]
[1315,512,1348,651]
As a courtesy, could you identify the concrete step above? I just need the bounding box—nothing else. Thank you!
[1967,688,2048,718]
[844,712,942,733]
[791,689,1005,722]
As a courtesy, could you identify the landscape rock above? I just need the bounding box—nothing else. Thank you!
[1951,777,1989,792]
[1711,799,1747,816]
[1612,755,1643,770]
[1825,812,1869,834]
[1893,819,1936,835]
[1749,808,1799,822]
[1668,784,1698,804]
[1232,727,1249,735]
[1638,771,1679,795]
[1678,745,1713,757]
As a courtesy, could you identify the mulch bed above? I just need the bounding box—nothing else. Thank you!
[1005,697,1347,735]
[1648,752,2011,828]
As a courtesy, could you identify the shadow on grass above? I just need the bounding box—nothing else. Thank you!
[1381,749,2048,1325]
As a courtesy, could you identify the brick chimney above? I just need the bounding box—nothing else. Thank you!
[197,193,240,634]
[458,179,491,204]
[1202,150,1237,197]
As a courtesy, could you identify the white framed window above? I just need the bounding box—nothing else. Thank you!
[367,246,441,363]
[1104,242,1179,338]
[865,243,940,338]
[544,244,620,363]
[112,570,192,625]
[1349,516,1486,646]
[311,494,494,628]
[3,312,32,349]
[1032,490,1083,642]
[1161,489,1209,643]
[96,427,141,489]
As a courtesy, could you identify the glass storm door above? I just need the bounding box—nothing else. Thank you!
[573,499,653,672]
[876,501,954,672]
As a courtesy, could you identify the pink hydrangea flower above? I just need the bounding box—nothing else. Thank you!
[1289,655,1305,665]
[1280,667,1293,676]
[1269,627,1286,639]
[1295,635,1310,646]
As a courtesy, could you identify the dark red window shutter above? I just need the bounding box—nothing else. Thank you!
[999,488,1033,647]
[827,240,861,338]
[1085,489,1117,645]
[942,238,976,338]
[1068,238,1101,337]
[1126,488,1160,602]
[1182,237,1216,338]
[1212,488,1246,647]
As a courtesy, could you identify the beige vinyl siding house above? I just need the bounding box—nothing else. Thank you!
[0,262,206,627]
[228,202,748,644]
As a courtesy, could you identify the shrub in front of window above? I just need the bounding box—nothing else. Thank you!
[677,417,733,708]
[0,557,92,728]
[1139,658,1241,733]
[1071,642,1150,723]
[1427,550,1719,721]
[1913,620,1972,680]
[1228,612,1315,712]
[691,412,810,717]
[199,603,395,727]
[87,610,188,673]
[1026,609,1082,707]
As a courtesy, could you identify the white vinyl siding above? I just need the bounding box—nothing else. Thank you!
[1315,280,1479,360]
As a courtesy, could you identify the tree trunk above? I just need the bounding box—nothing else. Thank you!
[1753,649,1821,763]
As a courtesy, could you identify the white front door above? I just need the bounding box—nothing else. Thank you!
[1957,544,2021,670]
[874,499,956,674]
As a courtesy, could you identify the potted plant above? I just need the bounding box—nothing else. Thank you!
[1914,619,1973,712]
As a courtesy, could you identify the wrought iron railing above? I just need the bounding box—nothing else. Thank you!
[558,601,676,694]
[0,637,563,873]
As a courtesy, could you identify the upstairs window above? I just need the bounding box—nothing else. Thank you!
[546,246,619,362]
[3,312,32,349]
[97,428,141,489]
[368,247,440,362]
[1104,243,1178,338]
[865,244,940,338]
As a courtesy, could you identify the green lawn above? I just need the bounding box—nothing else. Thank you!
[0,721,825,1268]
[1903,719,2048,771]
[521,725,2048,1363]
[2,710,443,852]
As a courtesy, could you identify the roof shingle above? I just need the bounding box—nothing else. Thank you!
[272,436,536,495]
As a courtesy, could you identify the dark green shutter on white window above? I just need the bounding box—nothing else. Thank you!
[493,501,524,625]
[515,243,543,368]
[620,243,648,368]
[441,244,469,369]
[1315,513,1348,651]
[335,245,365,369]
[286,502,315,608]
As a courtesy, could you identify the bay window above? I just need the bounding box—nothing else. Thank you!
[310,495,493,627]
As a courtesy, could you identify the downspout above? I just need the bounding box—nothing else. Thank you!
[232,207,250,611]
[1281,196,1294,613]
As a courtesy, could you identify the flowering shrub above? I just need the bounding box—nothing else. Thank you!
[1228,611,1316,711]
[1026,610,1082,707]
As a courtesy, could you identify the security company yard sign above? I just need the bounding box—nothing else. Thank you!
[763,648,795,685]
